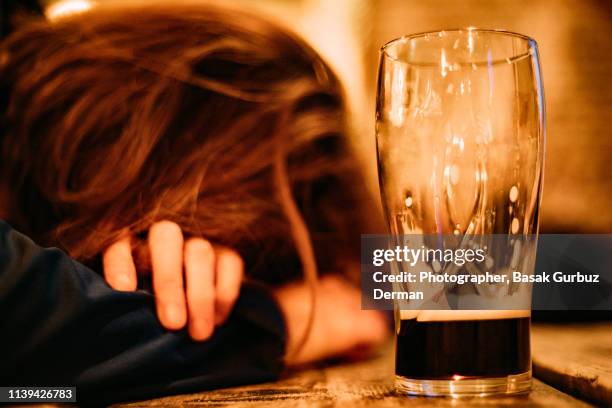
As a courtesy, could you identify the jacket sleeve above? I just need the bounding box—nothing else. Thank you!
[0,220,287,405]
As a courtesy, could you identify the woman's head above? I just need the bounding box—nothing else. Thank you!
[0,3,379,282]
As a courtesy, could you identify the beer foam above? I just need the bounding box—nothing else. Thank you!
[400,309,530,321]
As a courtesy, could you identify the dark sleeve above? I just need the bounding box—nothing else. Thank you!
[0,220,287,405]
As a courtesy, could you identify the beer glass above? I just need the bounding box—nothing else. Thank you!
[375,29,545,396]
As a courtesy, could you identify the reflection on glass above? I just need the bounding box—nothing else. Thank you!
[376,29,546,397]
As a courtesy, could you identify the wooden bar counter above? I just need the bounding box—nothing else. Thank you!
[115,323,611,407]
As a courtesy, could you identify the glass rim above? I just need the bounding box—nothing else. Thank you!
[380,28,538,66]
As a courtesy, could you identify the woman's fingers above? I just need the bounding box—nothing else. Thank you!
[102,233,137,291]
[149,221,187,330]
[214,248,244,325]
[277,275,389,365]
[184,238,216,341]
[105,221,244,340]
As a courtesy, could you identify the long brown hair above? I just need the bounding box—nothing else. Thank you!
[0,2,379,284]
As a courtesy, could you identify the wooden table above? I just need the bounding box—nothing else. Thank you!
[117,323,610,407]
[532,323,612,406]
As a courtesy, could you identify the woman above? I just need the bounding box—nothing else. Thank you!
[0,2,387,404]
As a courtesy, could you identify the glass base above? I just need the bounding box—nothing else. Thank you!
[395,371,531,397]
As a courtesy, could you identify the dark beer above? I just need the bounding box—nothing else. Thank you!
[396,317,530,379]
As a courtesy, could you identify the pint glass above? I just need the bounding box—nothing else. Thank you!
[375,29,546,396]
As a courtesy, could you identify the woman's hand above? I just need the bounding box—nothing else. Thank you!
[275,275,389,365]
[102,220,244,341]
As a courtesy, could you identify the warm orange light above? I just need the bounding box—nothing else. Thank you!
[45,0,94,21]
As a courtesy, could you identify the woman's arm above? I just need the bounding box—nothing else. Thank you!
[0,220,285,405]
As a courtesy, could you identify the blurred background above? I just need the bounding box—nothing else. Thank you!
[2,0,611,233]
